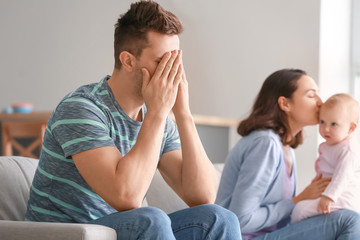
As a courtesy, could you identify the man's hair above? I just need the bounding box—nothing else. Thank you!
[238,69,307,148]
[322,93,360,123]
[114,0,183,69]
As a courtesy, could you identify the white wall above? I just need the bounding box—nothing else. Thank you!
[352,0,360,102]
[0,0,335,192]
[351,0,360,152]
[319,0,352,100]
[0,0,321,116]
[0,1,118,109]
[318,0,353,156]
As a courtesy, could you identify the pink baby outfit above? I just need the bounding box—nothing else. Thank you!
[290,139,360,224]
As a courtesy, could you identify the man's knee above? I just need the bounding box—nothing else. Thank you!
[197,204,235,215]
[196,204,240,227]
[102,207,173,239]
[196,204,241,238]
[136,207,171,229]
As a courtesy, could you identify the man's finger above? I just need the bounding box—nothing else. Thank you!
[168,50,182,83]
[173,63,183,87]
[160,50,178,80]
[152,52,172,82]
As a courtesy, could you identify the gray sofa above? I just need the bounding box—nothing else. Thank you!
[0,156,224,240]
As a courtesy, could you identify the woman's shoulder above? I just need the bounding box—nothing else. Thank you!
[245,129,281,143]
[227,129,284,168]
[231,129,282,153]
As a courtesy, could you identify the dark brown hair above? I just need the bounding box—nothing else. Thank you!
[114,0,183,69]
[238,69,307,148]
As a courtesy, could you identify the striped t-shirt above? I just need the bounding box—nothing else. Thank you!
[25,75,181,223]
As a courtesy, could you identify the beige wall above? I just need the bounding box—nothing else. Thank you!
[0,0,321,116]
[0,0,352,192]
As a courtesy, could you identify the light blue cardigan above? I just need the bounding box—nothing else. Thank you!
[216,129,296,235]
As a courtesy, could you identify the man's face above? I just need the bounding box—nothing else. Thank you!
[133,31,180,96]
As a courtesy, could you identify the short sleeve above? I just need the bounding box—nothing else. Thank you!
[162,116,181,154]
[49,96,115,158]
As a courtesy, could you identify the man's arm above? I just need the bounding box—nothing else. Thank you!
[157,117,218,207]
[72,113,167,211]
[72,51,183,211]
[158,60,218,206]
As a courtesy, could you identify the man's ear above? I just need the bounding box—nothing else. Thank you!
[349,122,358,134]
[278,96,290,112]
[119,51,136,72]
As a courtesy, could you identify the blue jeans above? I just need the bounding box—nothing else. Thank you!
[89,204,241,240]
[251,209,360,240]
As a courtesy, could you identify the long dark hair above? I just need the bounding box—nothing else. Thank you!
[238,68,306,148]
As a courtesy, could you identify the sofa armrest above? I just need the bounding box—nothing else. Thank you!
[0,220,116,240]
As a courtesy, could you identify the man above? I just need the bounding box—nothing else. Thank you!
[25,1,241,239]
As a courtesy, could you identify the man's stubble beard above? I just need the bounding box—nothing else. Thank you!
[133,66,144,99]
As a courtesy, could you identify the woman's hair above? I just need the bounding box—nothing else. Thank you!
[238,68,307,148]
[114,0,183,69]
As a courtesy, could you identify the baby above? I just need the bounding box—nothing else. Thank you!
[291,93,360,224]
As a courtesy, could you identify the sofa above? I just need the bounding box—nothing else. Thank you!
[0,156,224,240]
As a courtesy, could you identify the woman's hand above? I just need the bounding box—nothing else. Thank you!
[292,174,331,204]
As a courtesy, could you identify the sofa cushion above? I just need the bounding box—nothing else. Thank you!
[0,156,38,221]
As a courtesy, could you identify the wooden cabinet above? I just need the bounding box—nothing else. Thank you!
[0,112,51,158]
[193,115,239,163]
[0,112,239,162]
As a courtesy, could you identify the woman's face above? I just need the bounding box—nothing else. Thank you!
[286,75,322,133]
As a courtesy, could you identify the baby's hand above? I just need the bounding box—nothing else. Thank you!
[317,195,334,214]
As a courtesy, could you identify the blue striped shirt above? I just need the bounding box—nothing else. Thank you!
[25,75,181,223]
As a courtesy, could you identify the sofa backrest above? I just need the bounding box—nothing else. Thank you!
[0,156,225,220]
[0,156,38,221]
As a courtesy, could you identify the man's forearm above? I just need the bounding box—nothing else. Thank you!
[116,112,167,208]
[175,112,218,205]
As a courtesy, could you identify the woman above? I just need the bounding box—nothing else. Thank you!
[216,69,360,239]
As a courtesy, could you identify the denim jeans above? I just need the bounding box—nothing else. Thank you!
[89,204,241,240]
[251,209,360,240]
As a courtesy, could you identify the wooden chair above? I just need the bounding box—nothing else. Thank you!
[1,121,46,158]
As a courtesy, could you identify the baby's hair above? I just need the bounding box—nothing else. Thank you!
[322,93,359,123]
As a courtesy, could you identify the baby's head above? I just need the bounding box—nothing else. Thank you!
[319,93,359,145]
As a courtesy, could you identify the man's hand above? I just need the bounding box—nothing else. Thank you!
[141,50,183,117]
[172,50,191,117]
[317,195,334,214]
